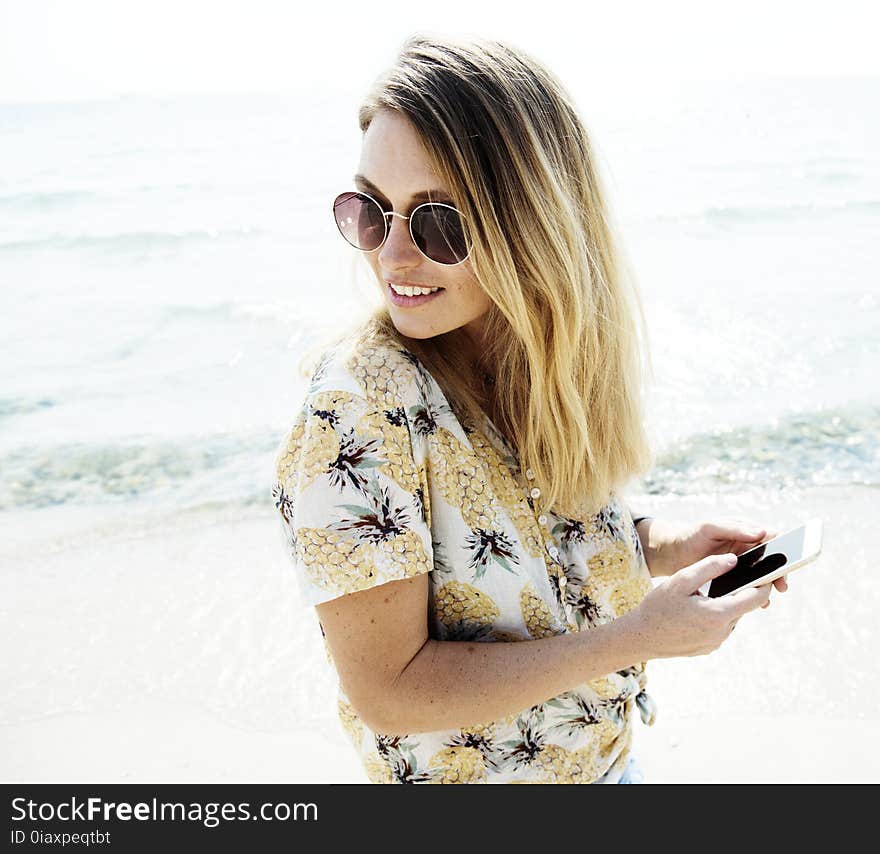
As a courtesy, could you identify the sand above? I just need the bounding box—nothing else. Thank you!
[2,484,877,783]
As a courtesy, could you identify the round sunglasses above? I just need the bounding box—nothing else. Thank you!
[332,190,472,266]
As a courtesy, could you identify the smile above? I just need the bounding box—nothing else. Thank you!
[387,283,445,307]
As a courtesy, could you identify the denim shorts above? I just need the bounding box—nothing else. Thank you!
[616,755,645,784]
[592,753,645,784]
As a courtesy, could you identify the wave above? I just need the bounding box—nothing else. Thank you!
[801,155,872,168]
[0,190,96,210]
[151,299,312,328]
[1,402,877,513]
[811,171,864,185]
[638,402,880,496]
[0,226,267,255]
[0,397,56,419]
[0,397,55,418]
[647,198,880,229]
[703,198,880,224]
[0,183,219,210]
[0,431,279,511]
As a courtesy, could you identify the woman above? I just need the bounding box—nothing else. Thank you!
[272,34,787,784]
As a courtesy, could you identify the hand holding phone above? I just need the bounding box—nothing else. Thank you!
[698,517,823,598]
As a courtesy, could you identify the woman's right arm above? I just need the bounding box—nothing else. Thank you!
[316,552,771,735]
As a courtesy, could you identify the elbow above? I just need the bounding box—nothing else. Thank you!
[340,676,408,735]
[348,695,405,735]
[338,642,432,735]
[343,675,425,735]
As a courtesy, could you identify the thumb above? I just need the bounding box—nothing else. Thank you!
[725,582,773,618]
[672,552,738,594]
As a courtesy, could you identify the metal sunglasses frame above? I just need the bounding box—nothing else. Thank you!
[332,189,472,266]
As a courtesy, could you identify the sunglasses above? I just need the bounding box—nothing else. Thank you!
[332,190,472,266]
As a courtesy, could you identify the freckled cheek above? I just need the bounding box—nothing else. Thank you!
[441,284,487,317]
[442,274,483,303]
[439,285,470,310]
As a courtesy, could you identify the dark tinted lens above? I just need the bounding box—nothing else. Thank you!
[411,204,469,264]
[333,192,386,250]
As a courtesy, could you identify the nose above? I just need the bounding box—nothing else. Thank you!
[378,211,422,268]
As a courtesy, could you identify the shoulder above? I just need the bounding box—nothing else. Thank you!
[306,331,434,412]
[274,331,434,474]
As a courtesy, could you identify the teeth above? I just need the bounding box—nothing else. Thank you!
[390,283,440,296]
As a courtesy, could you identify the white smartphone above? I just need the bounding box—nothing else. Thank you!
[698,517,823,598]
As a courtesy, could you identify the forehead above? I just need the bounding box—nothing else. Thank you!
[358,110,445,190]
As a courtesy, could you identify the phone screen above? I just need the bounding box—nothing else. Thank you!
[707,525,806,598]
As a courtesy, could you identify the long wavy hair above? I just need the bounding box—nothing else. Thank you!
[308,32,654,518]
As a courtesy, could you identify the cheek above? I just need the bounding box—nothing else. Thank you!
[474,286,493,311]
[454,280,491,314]
[443,268,486,304]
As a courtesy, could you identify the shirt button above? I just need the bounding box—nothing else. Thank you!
[538,514,548,526]
[530,487,541,499]
[548,546,559,559]
[559,575,567,588]
[526,468,535,480]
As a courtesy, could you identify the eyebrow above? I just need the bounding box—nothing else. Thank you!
[353,173,454,204]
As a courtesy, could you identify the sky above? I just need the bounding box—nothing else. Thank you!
[0,0,878,104]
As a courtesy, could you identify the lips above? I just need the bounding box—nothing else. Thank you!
[386,282,445,307]
[387,281,442,292]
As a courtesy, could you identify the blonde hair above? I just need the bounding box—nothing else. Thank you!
[309,32,654,518]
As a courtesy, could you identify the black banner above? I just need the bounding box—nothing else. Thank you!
[2,781,851,847]
[4,782,618,848]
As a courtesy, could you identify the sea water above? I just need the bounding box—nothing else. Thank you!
[1,78,878,544]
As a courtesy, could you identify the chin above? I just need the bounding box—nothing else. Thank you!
[390,319,437,341]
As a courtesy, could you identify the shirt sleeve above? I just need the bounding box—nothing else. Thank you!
[271,387,434,608]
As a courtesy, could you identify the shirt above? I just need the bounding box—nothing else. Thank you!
[271,330,657,784]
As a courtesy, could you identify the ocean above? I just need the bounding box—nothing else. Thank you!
[1,77,878,781]
[2,77,876,545]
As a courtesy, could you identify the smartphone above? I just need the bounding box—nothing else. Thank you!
[698,517,823,598]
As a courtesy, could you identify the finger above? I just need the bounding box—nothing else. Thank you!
[705,521,767,542]
[673,553,739,594]
[773,575,788,593]
[723,583,773,617]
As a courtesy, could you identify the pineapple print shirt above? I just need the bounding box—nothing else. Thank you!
[272,333,657,784]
